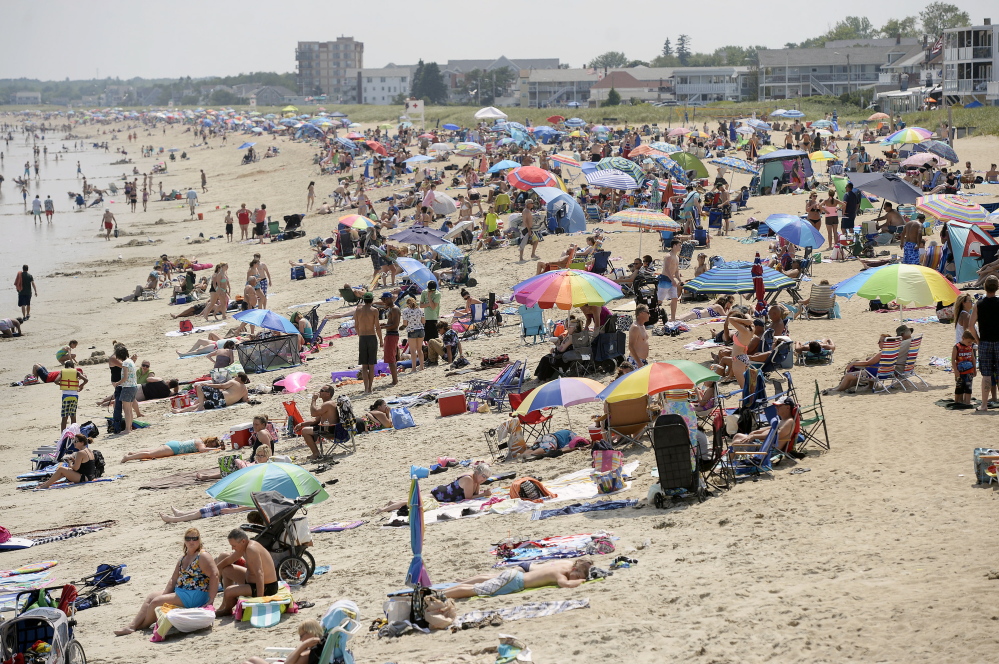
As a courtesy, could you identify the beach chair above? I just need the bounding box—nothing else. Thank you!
[891,335,927,391]
[859,337,901,394]
[281,400,305,439]
[659,231,675,251]
[727,416,779,479]
[589,251,612,276]
[803,283,836,319]
[465,360,523,412]
[560,331,596,377]
[518,304,546,344]
[585,205,601,221]
[795,345,835,366]
[539,246,577,274]
[602,396,651,448]
[677,241,696,270]
[794,378,830,451]
[264,600,361,664]
[338,288,360,308]
[508,390,554,441]
[470,302,499,336]
[700,407,736,491]
[107,182,119,195]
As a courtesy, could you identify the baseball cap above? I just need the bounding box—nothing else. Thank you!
[380,292,393,300]
[362,292,374,302]
[774,394,796,408]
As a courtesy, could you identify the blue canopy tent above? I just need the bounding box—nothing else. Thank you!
[535,186,586,233]
[755,149,812,195]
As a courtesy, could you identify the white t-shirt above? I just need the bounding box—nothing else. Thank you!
[31,199,42,213]
[401,307,424,332]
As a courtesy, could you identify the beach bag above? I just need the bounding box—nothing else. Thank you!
[211,368,231,384]
[179,320,194,333]
[91,450,106,478]
[410,584,447,627]
[509,477,556,503]
[422,595,457,630]
[79,421,100,439]
[90,563,130,588]
[390,407,416,429]
[0,526,10,544]
[218,454,241,478]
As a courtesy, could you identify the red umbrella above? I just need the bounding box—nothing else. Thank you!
[752,252,766,314]
[506,166,558,191]
[365,140,387,156]
[547,115,565,123]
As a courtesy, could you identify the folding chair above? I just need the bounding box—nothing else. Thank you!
[518,304,546,344]
[465,361,523,412]
[677,241,696,270]
[338,288,361,308]
[891,334,927,391]
[659,231,675,251]
[589,251,612,276]
[560,331,596,377]
[794,379,830,451]
[470,302,499,335]
[701,407,735,491]
[727,416,779,479]
[603,396,651,448]
[282,400,305,439]
[508,391,554,441]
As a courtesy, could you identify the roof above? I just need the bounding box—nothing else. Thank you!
[672,66,749,76]
[525,68,600,83]
[824,37,920,48]
[616,66,675,81]
[592,71,643,89]
[348,67,414,78]
[446,57,560,73]
[251,85,296,97]
[881,45,931,71]
[758,45,910,67]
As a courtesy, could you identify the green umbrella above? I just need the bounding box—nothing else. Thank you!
[206,462,329,507]
[671,153,709,179]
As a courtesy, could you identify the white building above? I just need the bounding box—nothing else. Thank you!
[943,19,998,104]
[673,67,751,103]
[518,68,601,108]
[344,65,414,105]
[13,91,42,105]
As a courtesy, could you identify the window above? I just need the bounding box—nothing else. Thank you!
[381,77,386,83]
[367,78,372,83]
[401,77,407,83]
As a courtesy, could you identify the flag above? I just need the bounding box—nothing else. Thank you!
[931,36,943,55]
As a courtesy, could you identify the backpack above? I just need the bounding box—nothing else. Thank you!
[509,477,556,503]
[735,408,757,435]
[79,421,100,439]
[91,450,106,478]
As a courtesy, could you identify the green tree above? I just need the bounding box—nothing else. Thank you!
[410,60,425,98]
[419,62,448,104]
[676,35,691,66]
[920,2,971,35]
[587,51,629,69]
[180,94,199,105]
[626,59,650,67]
[878,16,920,39]
[210,89,238,106]
[650,54,679,67]
[826,16,876,41]
[602,87,621,107]
[662,38,673,57]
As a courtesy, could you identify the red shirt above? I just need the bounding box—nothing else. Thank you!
[255,209,266,224]
[236,209,250,225]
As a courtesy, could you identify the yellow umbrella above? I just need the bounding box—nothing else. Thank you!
[809,151,837,161]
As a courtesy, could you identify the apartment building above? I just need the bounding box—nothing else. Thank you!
[943,19,998,103]
[295,37,364,102]
[343,65,415,105]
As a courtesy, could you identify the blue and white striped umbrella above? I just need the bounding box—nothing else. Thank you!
[564,117,586,128]
[334,137,357,151]
[404,154,433,164]
[684,265,797,294]
[654,157,690,184]
[595,157,646,185]
[585,168,639,190]
[649,141,683,154]
[710,157,759,175]
[783,110,805,118]
[507,121,527,131]
[744,118,772,130]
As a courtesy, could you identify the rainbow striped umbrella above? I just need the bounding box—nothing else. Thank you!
[838,264,960,306]
[808,150,837,161]
[513,269,623,310]
[339,214,375,229]
[883,126,933,144]
[597,361,720,403]
[684,265,796,294]
[551,153,581,167]
[915,194,989,224]
[506,166,558,191]
[405,476,430,588]
[514,377,604,414]
[456,142,485,156]
[608,208,681,230]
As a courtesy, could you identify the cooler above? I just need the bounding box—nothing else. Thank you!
[290,265,306,281]
[438,390,467,417]
[230,422,254,449]
[588,426,605,444]
[170,394,191,410]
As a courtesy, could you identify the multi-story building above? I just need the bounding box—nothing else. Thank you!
[295,37,364,102]
[942,19,998,104]
[588,67,675,105]
[343,65,415,105]
[444,57,559,104]
[518,68,600,108]
[673,66,750,104]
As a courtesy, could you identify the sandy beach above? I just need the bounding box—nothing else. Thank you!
[2,117,999,664]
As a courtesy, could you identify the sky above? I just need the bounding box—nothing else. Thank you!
[1,0,995,81]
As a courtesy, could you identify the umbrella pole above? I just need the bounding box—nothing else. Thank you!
[565,406,572,431]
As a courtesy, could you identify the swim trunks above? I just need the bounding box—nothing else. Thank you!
[201,386,227,410]
[903,241,919,265]
[358,335,378,365]
[199,501,239,519]
[657,275,678,301]
[474,569,524,597]
[383,332,400,364]
[252,580,280,598]
[61,393,78,417]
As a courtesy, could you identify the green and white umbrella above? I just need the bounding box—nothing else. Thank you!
[206,462,329,507]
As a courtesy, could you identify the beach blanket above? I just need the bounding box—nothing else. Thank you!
[164,402,249,417]
[492,533,615,567]
[151,604,216,641]
[929,356,952,371]
[19,475,123,491]
[139,469,214,490]
[234,581,296,628]
[683,339,724,351]
[453,599,590,630]
[9,522,116,548]
[0,562,57,578]
[530,499,638,521]
[165,322,226,337]
[899,316,939,324]
[310,521,365,533]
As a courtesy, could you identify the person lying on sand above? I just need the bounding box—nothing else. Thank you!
[171,374,250,412]
[444,559,593,599]
[377,462,492,513]
[120,436,223,463]
[97,377,180,406]
[160,502,253,523]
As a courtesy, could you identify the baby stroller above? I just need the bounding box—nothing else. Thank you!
[632,272,668,327]
[241,489,319,586]
[0,605,86,664]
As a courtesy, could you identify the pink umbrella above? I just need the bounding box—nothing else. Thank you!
[902,153,940,167]
[668,127,691,137]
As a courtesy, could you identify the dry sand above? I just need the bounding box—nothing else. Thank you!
[1,120,999,663]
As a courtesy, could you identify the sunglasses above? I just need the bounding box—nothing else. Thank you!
[185,536,200,542]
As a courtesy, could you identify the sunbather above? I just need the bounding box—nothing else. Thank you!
[114,528,219,635]
[378,462,492,512]
[214,528,279,616]
[120,437,223,463]
[794,339,836,362]
[360,399,393,431]
[675,295,735,322]
[241,619,324,664]
[444,559,593,599]
[196,443,271,482]
[35,434,98,489]
[823,333,890,394]
[730,396,802,456]
[171,373,250,412]
[160,502,253,523]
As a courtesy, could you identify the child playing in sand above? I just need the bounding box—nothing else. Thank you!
[953,330,977,407]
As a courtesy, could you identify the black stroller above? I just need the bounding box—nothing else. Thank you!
[241,490,319,586]
[632,272,668,328]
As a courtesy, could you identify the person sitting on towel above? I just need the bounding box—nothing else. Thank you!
[444,559,593,599]
[35,434,98,489]
[214,528,279,616]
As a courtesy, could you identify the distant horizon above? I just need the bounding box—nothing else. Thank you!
[0,0,994,81]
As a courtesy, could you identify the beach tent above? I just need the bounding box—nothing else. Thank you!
[474,107,507,120]
[755,149,813,195]
[670,153,708,179]
[535,186,586,233]
[831,176,874,211]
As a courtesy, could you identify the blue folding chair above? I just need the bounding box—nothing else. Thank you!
[589,251,611,275]
[518,305,546,344]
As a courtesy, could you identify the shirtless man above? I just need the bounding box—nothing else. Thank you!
[172,374,250,412]
[354,293,382,394]
[628,304,650,368]
[445,559,593,599]
[101,208,117,241]
[215,529,278,616]
[716,184,731,235]
[658,240,683,321]
[519,200,539,262]
[379,292,401,386]
[295,385,339,460]
[899,213,924,265]
[252,254,271,308]
[872,201,904,236]
[243,276,259,310]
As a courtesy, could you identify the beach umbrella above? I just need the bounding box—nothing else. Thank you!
[551,154,581,168]
[902,153,939,167]
[598,361,720,403]
[487,159,521,173]
[808,150,836,162]
[207,463,329,507]
[345,132,364,139]
[745,119,772,130]
[564,117,586,128]
[810,120,833,128]
[404,154,433,164]
[334,137,357,151]
[709,156,759,175]
[506,166,558,191]
[649,141,683,154]
[339,214,375,229]
[770,109,788,117]
[916,194,988,224]
[282,105,299,112]
[683,265,796,295]
[233,309,301,335]
[783,110,805,118]
[848,172,923,205]
[918,139,958,163]
[389,226,448,245]
[430,193,458,216]
[547,115,565,123]
[428,143,451,153]
[814,129,833,137]
[654,158,690,184]
[735,126,755,135]
[474,106,507,120]
[835,264,959,306]
[609,208,681,230]
[456,142,485,156]
[237,142,256,150]
[595,157,645,184]
[365,140,387,156]
[668,127,691,137]
[671,153,709,179]
[513,269,623,310]
[764,214,824,248]
[442,123,460,131]
[948,221,998,283]
[751,252,767,314]
[883,126,933,144]
[507,121,527,131]
[867,112,890,121]
[430,242,464,262]
[514,377,604,414]
[405,476,430,588]
[687,130,711,139]
[395,257,436,290]
[585,169,639,190]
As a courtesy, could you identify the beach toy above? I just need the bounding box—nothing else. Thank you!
[410,465,430,479]
[274,372,311,394]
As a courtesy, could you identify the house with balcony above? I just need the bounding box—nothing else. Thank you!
[587,67,675,105]
[343,65,414,105]
[673,66,750,103]
[943,19,998,104]
[518,68,600,108]
[12,91,42,105]
[758,40,915,100]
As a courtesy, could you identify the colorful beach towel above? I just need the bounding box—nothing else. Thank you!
[234,581,295,628]
[492,533,615,567]
[0,562,57,578]
[310,521,365,533]
[151,603,216,641]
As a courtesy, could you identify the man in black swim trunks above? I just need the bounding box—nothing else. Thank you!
[354,292,382,394]
[215,528,279,616]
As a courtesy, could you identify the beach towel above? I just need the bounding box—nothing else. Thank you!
[530,499,638,521]
[234,581,295,627]
[164,402,249,417]
[19,476,123,491]
[929,356,952,371]
[452,598,590,630]
[492,533,615,566]
[10,521,116,547]
[139,469,214,490]
[0,562,58,578]
[310,521,365,533]
[151,603,216,641]
[683,339,725,351]
[165,322,226,337]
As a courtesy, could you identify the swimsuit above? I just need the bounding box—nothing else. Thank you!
[903,242,919,265]
[201,386,227,410]
[199,501,239,519]
[166,440,198,455]
[176,555,211,608]
[252,580,280,598]
[431,475,473,503]
[474,568,525,597]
